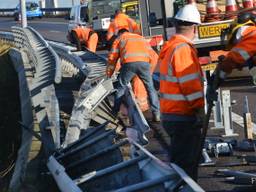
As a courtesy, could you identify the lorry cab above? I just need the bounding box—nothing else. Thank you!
[67,4,89,33]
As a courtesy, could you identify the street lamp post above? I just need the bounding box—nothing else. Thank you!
[20,0,27,28]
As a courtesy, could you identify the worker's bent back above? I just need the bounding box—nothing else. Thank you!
[109,32,152,65]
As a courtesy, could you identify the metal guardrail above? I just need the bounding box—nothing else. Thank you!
[0,28,205,192]
[49,41,90,78]
[0,31,15,44]
[0,27,62,190]
[10,26,62,154]
[7,48,34,192]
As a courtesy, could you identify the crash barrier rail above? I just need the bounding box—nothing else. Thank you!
[0,27,62,190]
[0,28,205,191]
[50,122,204,192]
[6,48,34,192]
[11,26,62,150]
[48,41,203,190]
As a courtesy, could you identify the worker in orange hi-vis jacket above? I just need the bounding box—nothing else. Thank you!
[132,49,159,111]
[207,13,256,103]
[70,26,98,53]
[106,10,141,44]
[159,5,204,181]
[107,28,160,122]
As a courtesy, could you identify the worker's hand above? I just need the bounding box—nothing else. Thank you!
[106,66,114,78]
[106,64,116,78]
[106,69,112,78]
[194,107,205,127]
[206,73,219,104]
[246,57,256,85]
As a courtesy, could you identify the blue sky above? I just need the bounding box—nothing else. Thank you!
[0,0,81,8]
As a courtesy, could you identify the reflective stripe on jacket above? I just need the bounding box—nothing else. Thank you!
[220,26,256,73]
[106,13,141,41]
[159,35,204,119]
[108,32,152,71]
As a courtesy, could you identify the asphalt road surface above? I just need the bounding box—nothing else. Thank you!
[0,17,69,43]
[1,16,256,192]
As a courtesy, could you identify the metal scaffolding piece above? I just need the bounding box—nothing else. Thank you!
[221,90,238,137]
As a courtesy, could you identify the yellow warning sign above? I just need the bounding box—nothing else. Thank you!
[201,63,216,71]
[198,23,230,39]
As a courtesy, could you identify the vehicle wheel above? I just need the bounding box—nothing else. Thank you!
[39,16,42,19]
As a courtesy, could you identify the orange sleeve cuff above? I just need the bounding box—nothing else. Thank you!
[220,52,246,74]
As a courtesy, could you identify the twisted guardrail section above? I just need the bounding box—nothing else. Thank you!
[0,27,62,191]
[0,28,205,192]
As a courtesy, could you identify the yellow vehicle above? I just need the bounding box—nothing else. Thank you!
[121,0,140,23]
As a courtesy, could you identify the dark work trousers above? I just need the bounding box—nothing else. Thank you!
[113,61,160,115]
[162,120,201,181]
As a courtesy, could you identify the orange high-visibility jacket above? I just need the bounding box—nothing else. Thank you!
[159,35,204,120]
[220,26,256,73]
[107,32,153,76]
[132,49,159,111]
[106,13,141,41]
[72,27,98,52]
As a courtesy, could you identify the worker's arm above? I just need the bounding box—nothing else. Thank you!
[173,46,204,110]
[107,22,115,41]
[219,49,249,73]
[107,38,120,77]
[148,47,159,73]
[71,30,82,51]
[128,18,141,35]
[219,33,256,73]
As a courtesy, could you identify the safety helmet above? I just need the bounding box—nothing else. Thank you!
[221,12,255,50]
[175,4,201,25]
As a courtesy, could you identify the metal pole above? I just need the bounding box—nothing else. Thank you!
[160,0,168,41]
[20,0,27,28]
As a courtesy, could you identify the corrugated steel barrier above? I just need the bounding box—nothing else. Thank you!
[0,28,205,192]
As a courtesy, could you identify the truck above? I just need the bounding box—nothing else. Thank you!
[88,0,140,47]
[67,0,255,69]
[67,4,89,33]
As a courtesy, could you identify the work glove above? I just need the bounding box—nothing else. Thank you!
[194,107,205,127]
[206,73,218,104]
[106,65,115,78]
[246,57,256,85]
[206,56,226,104]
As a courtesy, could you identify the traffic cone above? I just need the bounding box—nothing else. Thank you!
[242,0,256,14]
[242,0,254,8]
[225,0,238,19]
[204,0,221,22]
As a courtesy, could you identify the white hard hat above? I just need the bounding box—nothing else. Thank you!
[175,4,201,24]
